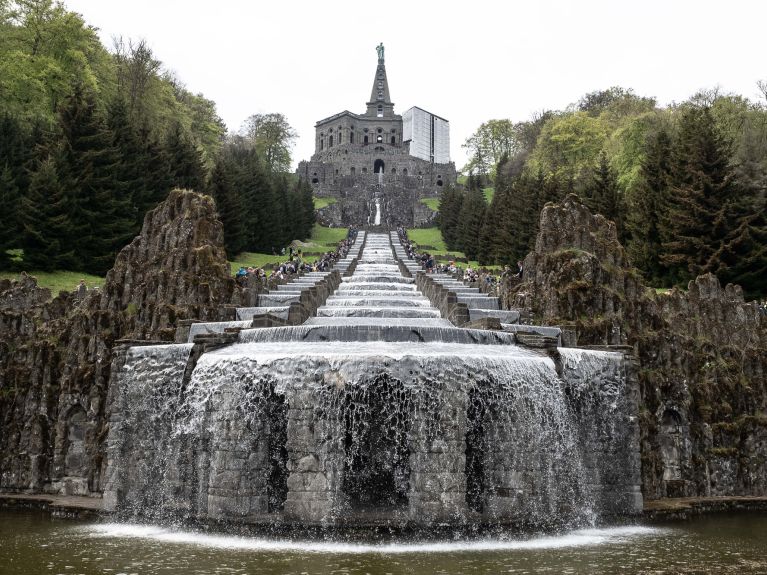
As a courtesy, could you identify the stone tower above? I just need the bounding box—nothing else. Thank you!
[297,44,456,228]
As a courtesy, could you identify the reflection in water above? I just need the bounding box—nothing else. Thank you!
[1,510,767,575]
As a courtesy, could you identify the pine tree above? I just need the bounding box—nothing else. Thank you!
[209,156,246,256]
[297,177,316,241]
[108,97,145,232]
[661,106,741,286]
[626,129,672,284]
[22,156,77,271]
[0,114,28,246]
[708,203,767,299]
[57,85,135,275]
[458,186,487,259]
[0,166,19,269]
[166,123,206,192]
[438,186,464,251]
[586,151,623,233]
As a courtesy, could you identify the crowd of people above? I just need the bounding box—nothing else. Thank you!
[234,227,358,285]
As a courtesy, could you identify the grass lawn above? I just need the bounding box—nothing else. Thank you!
[419,198,440,211]
[407,227,448,251]
[307,224,348,247]
[0,270,104,296]
[483,187,495,203]
[229,225,349,273]
[313,197,337,209]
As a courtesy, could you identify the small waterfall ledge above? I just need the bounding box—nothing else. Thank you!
[103,234,642,529]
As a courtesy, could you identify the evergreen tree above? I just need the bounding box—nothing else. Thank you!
[661,106,741,285]
[209,156,246,256]
[586,151,623,233]
[21,156,77,271]
[708,202,767,299]
[458,185,487,260]
[0,166,19,269]
[438,186,464,251]
[297,177,316,240]
[166,123,207,192]
[626,129,672,284]
[140,127,174,216]
[57,85,135,274]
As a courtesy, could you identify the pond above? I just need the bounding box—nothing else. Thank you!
[1,510,766,574]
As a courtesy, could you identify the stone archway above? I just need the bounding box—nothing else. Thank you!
[374,159,385,174]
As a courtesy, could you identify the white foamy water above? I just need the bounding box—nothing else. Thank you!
[208,339,547,362]
[84,523,664,554]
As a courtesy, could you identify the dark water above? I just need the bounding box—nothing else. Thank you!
[1,509,766,575]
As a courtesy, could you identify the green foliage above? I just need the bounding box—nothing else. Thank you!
[660,106,742,285]
[208,139,315,256]
[240,113,297,173]
[456,84,767,298]
[584,151,623,237]
[436,185,464,251]
[0,0,227,275]
[462,119,517,178]
[625,129,672,284]
[457,185,486,260]
[530,111,608,184]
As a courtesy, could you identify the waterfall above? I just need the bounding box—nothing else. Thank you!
[106,233,642,528]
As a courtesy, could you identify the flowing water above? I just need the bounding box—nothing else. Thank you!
[1,509,766,574]
[105,233,637,531]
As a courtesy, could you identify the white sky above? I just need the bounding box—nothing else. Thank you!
[65,0,767,171]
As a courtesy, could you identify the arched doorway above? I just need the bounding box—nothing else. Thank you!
[374,159,385,174]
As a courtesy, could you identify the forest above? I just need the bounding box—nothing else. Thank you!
[442,87,767,299]
[0,0,313,276]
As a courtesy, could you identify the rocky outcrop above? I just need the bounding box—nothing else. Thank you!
[0,190,240,496]
[503,194,767,500]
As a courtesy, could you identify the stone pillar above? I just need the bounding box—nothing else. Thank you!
[283,386,341,524]
[206,392,270,520]
[407,384,468,523]
[102,345,131,512]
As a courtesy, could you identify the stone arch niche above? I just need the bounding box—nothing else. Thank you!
[465,386,487,513]
[374,159,385,174]
[341,375,412,512]
[659,408,689,497]
[57,405,90,494]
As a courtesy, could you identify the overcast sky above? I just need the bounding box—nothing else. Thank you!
[65,0,767,170]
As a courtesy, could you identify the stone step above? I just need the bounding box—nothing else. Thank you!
[469,309,520,323]
[236,306,290,321]
[456,295,499,310]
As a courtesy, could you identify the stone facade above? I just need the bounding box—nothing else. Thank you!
[297,47,456,227]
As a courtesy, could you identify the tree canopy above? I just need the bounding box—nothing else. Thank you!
[447,85,767,299]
